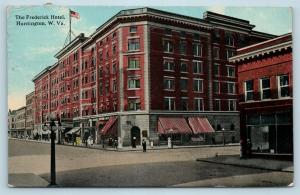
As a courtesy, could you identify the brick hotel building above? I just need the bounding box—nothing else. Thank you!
[32,7,276,147]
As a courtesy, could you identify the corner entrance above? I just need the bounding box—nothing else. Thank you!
[131,126,141,147]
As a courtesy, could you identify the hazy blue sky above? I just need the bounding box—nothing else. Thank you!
[7,6,292,110]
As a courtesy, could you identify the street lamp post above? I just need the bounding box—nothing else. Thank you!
[42,113,61,186]
[222,128,225,146]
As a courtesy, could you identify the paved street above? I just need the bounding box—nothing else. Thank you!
[8,139,293,187]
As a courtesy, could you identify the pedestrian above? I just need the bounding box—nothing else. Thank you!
[246,139,252,158]
[142,139,147,152]
[72,133,75,146]
[114,139,118,149]
[132,137,136,148]
[90,135,94,146]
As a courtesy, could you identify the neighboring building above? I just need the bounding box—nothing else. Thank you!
[8,110,17,137]
[25,91,35,138]
[230,33,293,155]
[32,7,276,146]
[13,106,27,138]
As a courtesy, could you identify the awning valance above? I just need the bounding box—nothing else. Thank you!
[158,117,192,134]
[65,127,81,135]
[188,117,214,134]
[100,116,117,136]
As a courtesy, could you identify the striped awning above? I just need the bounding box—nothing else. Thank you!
[188,117,215,134]
[158,117,192,134]
[100,116,118,136]
[65,127,81,135]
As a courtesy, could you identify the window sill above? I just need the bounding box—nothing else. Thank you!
[127,88,141,90]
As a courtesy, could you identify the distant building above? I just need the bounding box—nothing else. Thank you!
[230,33,293,155]
[32,7,276,146]
[11,106,27,138]
[26,91,35,138]
[8,110,17,137]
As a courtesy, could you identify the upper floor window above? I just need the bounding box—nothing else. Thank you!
[163,40,173,53]
[213,47,220,59]
[163,60,175,71]
[260,77,271,99]
[128,78,140,89]
[112,80,117,92]
[227,66,235,77]
[164,78,175,90]
[228,99,236,111]
[278,75,290,98]
[226,49,235,59]
[180,61,188,72]
[213,63,220,76]
[214,81,220,94]
[193,79,203,92]
[128,38,140,51]
[227,82,236,94]
[193,43,202,56]
[179,40,186,55]
[245,80,254,101]
[128,98,141,111]
[193,61,203,74]
[130,26,137,33]
[180,78,188,91]
[194,98,204,111]
[128,58,140,69]
[180,98,189,111]
[164,97,175,110]
[225,33,234,46]
[214,99,221,111]
[164,28,172,36]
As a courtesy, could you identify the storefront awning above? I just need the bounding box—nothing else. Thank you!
[188,117,215,134]
[65,127,81,135]
[100,116,117,136]
[158,117,192,134]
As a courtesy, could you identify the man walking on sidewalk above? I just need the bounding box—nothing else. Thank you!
[142,139,147,152]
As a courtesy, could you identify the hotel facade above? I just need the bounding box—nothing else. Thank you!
[32,7,276,147]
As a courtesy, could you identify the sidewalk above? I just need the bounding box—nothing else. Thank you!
[196,155,294,172]
[8,173,49,187]
[10,138,239,152]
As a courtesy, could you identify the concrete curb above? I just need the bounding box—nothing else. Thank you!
[196,158,293,173]
[9,138,239,152]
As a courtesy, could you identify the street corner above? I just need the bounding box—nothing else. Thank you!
[8,173,49,187]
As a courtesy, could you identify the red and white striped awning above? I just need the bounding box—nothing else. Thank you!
[188,117,214,134]
[158,117,192,134]
[100,116,118,136]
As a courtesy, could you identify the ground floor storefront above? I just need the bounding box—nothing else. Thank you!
[73,111,240,148]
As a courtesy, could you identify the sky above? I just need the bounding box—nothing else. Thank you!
[7,6,292,110]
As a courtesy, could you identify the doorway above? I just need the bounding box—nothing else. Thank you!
[131,126,141,146]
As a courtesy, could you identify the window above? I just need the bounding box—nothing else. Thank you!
[245,80,254,101]
[112,45,117,55]
[128,58,140,69]
[227,82,235,94]
[164,97,175,110]
[213,47,219,59]
[193,61,203,74]
[214,99,221,111]
[128,98,141,110]
[228,99,236,111]
[193,33,200,40]
[128,38,140,51]
[180,98,189,111]
[226,49,235,59]
[163,60,175,71]
[193,43,202,56]
[260,78,271,99]
[112,80,117,92]
[112,63,117,74]
[194,98,204,111]
[129,26,137,33]
[227,66,235,77]
[163,40,173,53]
[213,63,220,76]
[180,61,188,72]
[128,79,140,89]
[179,40,186,55]
[164,28,172,35]
[278,75,290,98]
[164,78,175,90]
[225,33,234,46]
[193,79,203,92]
[214,81,220,94]
[180,79,188,91]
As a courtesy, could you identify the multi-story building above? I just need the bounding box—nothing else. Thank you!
[32,7,276,146]
[8,110,17,137]
[14,106,27,138]
[25,91,35,138]
[230,33,292,155]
